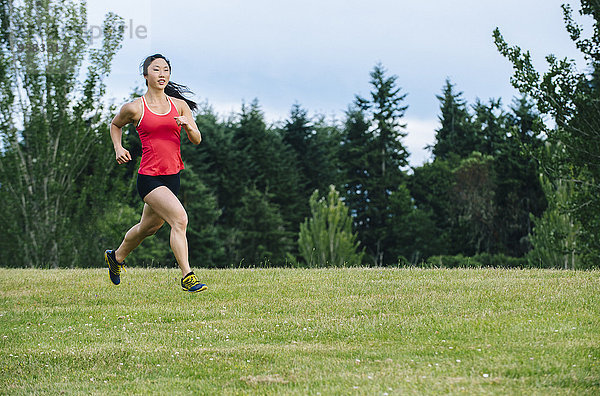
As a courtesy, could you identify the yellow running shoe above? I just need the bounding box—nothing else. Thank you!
[181,272,207,293]
[105,250,125,285]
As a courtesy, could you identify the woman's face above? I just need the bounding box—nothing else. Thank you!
[145,58,170,89]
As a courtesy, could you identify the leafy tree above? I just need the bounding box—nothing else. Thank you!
[492,97,546,256]
[0,0,124,267]
[424,80,547,257]
[298,186,364,267]
[451,153,497,255]
[494,0,600,265]
[528,175,580,269]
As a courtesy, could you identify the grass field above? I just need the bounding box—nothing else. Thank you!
[1,267,599,395]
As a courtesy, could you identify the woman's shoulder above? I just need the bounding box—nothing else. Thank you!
[167,96,190,114]
[123,97,143,111]
[120,97,143,117]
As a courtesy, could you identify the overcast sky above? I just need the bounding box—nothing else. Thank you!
[87,0,586,165]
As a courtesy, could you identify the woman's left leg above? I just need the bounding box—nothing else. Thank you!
[114,203,165,263]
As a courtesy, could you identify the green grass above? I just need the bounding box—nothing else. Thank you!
[1,267,599,395]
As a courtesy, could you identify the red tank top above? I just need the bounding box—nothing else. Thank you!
[136,95,185,175]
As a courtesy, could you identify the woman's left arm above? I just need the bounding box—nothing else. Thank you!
[174,100,202,145]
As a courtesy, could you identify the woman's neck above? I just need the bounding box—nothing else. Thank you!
[144,87,167,103]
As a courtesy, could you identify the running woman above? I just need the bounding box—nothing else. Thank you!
[104,53,207,292]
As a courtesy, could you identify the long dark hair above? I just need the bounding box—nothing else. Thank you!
[141,53,198,112]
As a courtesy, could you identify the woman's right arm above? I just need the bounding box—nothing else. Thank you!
[110,101,138,164]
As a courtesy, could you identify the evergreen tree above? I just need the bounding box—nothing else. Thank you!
[179,165,228,268]
[280,104,342,230]
[235,187,290,266]
[426,81,547,257]
[280,104,318,229]
[298,186,364,267]
[509,96,545,149]
[340,105,372,238]
[310,115,343,196]
[386,184,441,264]
[353,63,410,265]
[282,104,312,167]
[471,98,508,156]
[432,79,476,160]
[187,105,241,229]
[407,160,456,255]
[230,100,301,263]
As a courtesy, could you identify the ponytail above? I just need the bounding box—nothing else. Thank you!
[141,53,198,112]
[164,81,198,112]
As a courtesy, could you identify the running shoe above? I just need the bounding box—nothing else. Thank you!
[105,249,125,285]
[181,272,207,293]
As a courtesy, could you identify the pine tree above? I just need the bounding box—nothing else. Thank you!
[235,187,291,266]
[432,79,475,160]
[308,114,342,197]
[340,105,372,236]
[407,160,455,255]
[186,105,241,228]
[471,98,509,156]
[280,104,342,231]
[352,63,410,265]
[229,100,301,263]
[280,104,317,229]
[385,184,441,264]
[179,165,227,268]
[298,186,364,267]
[282,104,312,165]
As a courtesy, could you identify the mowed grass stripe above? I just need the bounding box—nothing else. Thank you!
[1,268,599,395]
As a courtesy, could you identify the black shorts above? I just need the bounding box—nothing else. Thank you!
[136,172,181,200]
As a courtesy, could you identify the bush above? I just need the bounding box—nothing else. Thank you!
[422,253,528,269]
[425,255,480,268]
[474,253,527,268]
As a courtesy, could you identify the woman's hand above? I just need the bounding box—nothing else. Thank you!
[174,111,202,145]
[110,100,139,164]
[174,115,192,129]
[115,146,132,164]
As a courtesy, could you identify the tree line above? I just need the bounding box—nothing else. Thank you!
[0,0,598,269]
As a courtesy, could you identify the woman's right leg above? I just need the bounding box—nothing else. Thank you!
[114,203,165,263]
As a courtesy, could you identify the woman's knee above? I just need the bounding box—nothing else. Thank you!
[171,211,188,231]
